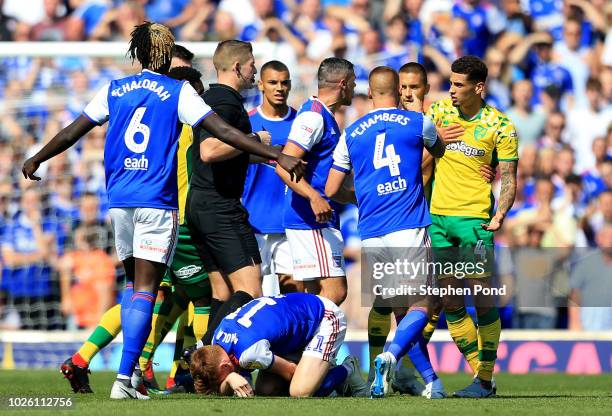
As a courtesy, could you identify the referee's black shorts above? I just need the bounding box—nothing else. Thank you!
[186,189,261,274]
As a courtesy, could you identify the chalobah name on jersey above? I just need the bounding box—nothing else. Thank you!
[350,113,410,137]
[111,79,172,101]
[446,141,485,157]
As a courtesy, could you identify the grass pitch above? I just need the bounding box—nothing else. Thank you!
[1,371,611,416]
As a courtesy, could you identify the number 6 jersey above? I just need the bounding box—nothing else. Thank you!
[212,293,325,370]
[83,69,213,210]
[332,107,438,239]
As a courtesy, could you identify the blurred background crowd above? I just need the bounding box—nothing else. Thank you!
[0,0,611,332]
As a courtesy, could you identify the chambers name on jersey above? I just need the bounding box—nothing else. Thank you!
[426,98,518,219]
[333,108,437,239]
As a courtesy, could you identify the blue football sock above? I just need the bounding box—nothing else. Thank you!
[407,335,438,384]
[120,282,134,325]
[314,365,349,397]
[387,309,428,360]
[118,291,156,377]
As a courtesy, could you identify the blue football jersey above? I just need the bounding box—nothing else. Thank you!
[332,108,436,239]
[82,70,212,210]
[212,293,325,370]
[242,106,297,234]
[283,98,340,230]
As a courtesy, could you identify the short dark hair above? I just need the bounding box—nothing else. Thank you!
[213,40,253,71]
[399,62,428,85]
[167,66,202,84]
[451,55,488,83]
[260,60,289,77]
[586,77,602,91]
[173,44,194,63]
[317,57,354,86]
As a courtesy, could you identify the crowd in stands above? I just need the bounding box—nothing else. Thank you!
[0,0,610,331]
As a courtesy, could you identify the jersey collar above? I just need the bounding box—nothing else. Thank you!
[458,100,486,122]
[257,105,294,121]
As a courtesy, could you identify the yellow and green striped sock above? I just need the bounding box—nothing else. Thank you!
[193,306,210,341]
[423,313,439,342]
[74,304,122,367]
[368,306,392,371]
[446,307,479,374]
[476,307,501,382]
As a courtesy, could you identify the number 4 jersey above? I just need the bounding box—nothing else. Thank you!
[83,69,213,210]
[212,293,326,370]
[332,107,438,239]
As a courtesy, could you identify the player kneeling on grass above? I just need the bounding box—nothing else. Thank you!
[189,293,368,397]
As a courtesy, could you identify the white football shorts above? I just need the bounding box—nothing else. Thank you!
[285,227,345,281]
[109,207,179,266]
[302,295,347,362]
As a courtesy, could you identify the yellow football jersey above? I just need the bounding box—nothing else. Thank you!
[176,124,193,224]
[426,98,519,219]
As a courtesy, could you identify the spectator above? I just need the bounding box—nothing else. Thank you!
[384,15,421,70]
[582,139,610,205]
[565,78,612,173]
[0,0,17,41]
[509,31,574,110]
[506,79,546,147]
[512,225,558,329]
[538,111,566,149]
[58,225,115,328]
[1,186,63,329]
[484,47,511,110]
[30,0,71,41]
[569,224,612,331]
[451,0,505,58]
[553,16,594,109]
[65,0,109,41]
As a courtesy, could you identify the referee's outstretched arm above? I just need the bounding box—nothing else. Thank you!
[197,113,306,181]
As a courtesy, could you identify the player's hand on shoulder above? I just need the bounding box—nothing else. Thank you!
[224,372,254,397]
[277,153,307,182]
[22,157,41,181]
[309,194,333,223]
[480,164,496,183]
[436,121,464,145]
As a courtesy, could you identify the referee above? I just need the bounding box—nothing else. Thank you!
[187,40,272,340]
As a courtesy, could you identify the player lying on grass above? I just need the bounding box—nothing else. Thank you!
[189,293,369,397]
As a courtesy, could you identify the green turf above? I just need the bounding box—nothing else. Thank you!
[0,371,611,416]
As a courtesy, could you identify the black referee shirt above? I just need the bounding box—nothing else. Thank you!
[190,83,252,199]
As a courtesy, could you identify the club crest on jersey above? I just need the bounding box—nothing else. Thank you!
[474,125,487,141]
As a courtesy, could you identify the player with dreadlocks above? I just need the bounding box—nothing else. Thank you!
[22,22,306,400]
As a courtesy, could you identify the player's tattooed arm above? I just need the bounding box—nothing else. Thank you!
[482,160,517,231]
[22,115,97,180]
